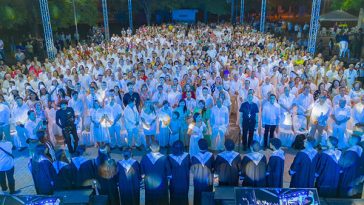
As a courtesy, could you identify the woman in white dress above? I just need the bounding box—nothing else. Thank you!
[331,98,351,149]
[90,100,112,147]
[188,112,206,156]
[141,99,157,147]
[309,91,331,146]
[278,87,295,146]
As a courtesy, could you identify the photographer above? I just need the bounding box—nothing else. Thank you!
[56,100,79,153]
[25,110,47,158]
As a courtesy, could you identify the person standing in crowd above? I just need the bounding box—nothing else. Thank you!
[52,149,73,190]
[29,144,56,195]
[141,99,158,147]
[338,135,363,197]
[118,147,141,205]
[241,140,267,187]
[175,99,189,147]
[123,82,141,110]
[214,139,241,186]
[210,98,229,151]
[266,138,285,188]
[67,91,84,140]
[239,93,259,151]
[105,94,124,149]
[262,94,280,149]
[124,98,141,149]
[290,137,318,188]
[168,140,190,205]
[315,136,342,197]
[0,97,11,144]
[309,92,331,146]
[0,136,17,194]
[12,96,29,151]
[188,113,207,156]
[191,139,214,205]
[56,100,79,153]
[25,110,45,157]
[70,146,96,189]
[293,86,314,131]
[141,142,170,205]
[331,98,351,149]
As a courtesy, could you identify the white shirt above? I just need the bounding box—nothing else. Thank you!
[11,103,29,124]
[294,93,314,116]
[333,106,351,125]
[124,105,140,129]
[0,141,14,171]
[0,103,10,126]
[25,119,40,140]
[211,105,229,127]
[262,102,280,125]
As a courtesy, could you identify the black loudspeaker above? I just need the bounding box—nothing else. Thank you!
[53,189,93,205]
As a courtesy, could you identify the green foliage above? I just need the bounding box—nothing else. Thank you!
[0,0,98,31]
[331,0,364,14]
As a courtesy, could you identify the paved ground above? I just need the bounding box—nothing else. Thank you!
[0,113,299,204]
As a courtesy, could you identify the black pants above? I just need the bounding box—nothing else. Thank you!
[0,167,15,192]
[264,125,276,148]
[62,125,79,153]
[242,122,255,149]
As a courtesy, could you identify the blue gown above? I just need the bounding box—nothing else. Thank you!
[241,153,267,187]
[141,153,171,205]
[338,146,362,197]
[70,157,97,188]
[289,150,319,188]
[29,156,56,195]
[214,151,241,186]
[266,150,285,188]
[117,159,141,205]
[191,152,214,205]
[315,150,341,197]
[53,161,73,190]
[168,153,191,205]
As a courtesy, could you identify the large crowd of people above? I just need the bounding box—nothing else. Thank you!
[0,23,363,204]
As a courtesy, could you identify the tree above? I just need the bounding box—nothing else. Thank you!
[331,0,364,14]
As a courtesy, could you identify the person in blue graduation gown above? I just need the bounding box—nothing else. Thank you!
[315,136,342,197]
[241,140,267,187]
[266,138,285,188]
[96,145,119,205]
[141,142,171,205]
[168,140,190,205]
[53,149,73,190]
[214,139,241,186]
[70,146,97,189]
[29,144,56,195]
[289,137,319,188]
[338,135,363,197]
[117,147,141,205]
[190,139,214,205]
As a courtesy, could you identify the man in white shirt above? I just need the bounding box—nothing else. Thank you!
[210,98,229,151]
[11,97,29,150]
[344,64,358,89]
[293,86,314,130]
[262,94,280,149]
[25,110,44,157]
[124,98,141,149]
[105,95,124,149]
[0,137,17,194]
[0,101,11,145]
[332,86,350,106]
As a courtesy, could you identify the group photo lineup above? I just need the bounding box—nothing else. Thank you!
[0,0,363,204]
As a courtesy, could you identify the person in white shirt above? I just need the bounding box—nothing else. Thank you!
[0,98,11,144]
[210,98,229,151]
[11,97,29,150]
[152,85,168,109]
[105,95,124,149]
[25,110,45,157]
[309,92,331,146]
[0,137,17,194]
[344,64,358,89]
[262,94,280,149]
[124,98,141,149]
[332,86,350,106]
[331,98,351,149]
[68,91,84,136]
[185,91,196,113]
[293,86,314,131]
[352,95,364,134]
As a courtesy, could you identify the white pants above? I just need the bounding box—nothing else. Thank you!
[339,41,348,58]
[109,124,124,147]
[126,127,140,147]
[211,125,227,151]
[332,122,348,149]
